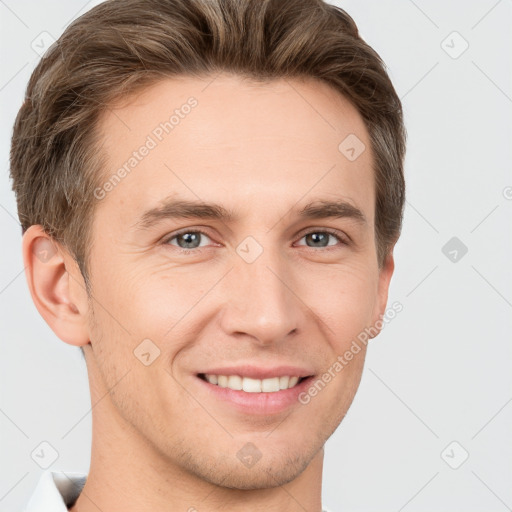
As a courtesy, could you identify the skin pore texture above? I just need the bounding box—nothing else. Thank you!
[23,73,395,512]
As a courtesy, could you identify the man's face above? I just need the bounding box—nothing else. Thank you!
[82,74,393,488]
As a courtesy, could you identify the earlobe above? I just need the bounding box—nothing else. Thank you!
[22,225,90,347]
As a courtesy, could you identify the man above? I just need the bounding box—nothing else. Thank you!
[10,0,406,510]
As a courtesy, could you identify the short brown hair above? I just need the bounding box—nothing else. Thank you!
[10,0,406,287]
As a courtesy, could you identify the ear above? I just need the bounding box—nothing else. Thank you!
[22,225,90,347]
[369,248,396,339]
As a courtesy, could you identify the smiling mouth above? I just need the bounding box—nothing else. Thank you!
[198,373,310,393]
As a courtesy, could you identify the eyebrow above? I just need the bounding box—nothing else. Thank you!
[133,197,367,230]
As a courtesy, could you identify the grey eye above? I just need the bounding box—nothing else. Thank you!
[297,231,342,248]
[305,232,330,247]
[167,231,212,249]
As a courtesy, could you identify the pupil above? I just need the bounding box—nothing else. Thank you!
[308,233,328,247]
[179,232,200,249]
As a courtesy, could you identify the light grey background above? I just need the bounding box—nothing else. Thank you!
[1,1,511,511]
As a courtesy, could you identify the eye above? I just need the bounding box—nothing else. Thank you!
[161,228,348,254]
[164,230,213,251]
[295,229,348,249]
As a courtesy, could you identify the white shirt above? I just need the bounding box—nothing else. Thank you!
[24,471,87,511]
[24,470,332,511]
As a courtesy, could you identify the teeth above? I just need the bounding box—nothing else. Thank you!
[203,374,304,392]
[261,377,280,392]
[228,375,243,390]
[279,376,289,390]
[206,374,218,385]
[243,377,261,393]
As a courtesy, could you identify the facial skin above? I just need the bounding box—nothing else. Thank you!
[23,73,395,512]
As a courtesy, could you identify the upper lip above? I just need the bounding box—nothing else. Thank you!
[197,365,315,380]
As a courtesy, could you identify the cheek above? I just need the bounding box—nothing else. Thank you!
[89,263,221,372]
[295,261,378,344]
[126,267,215,334]
[89,255,184,330]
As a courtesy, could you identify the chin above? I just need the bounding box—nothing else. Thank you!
[175,443,317,490]
[206,457,312,490]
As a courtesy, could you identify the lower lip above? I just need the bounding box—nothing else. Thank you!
[194,375,315,415]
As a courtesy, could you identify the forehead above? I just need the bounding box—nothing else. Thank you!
[94,73,374,229]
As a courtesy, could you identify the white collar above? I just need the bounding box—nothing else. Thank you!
[24,470,87,512]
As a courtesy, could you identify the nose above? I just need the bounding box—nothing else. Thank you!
[218,246,304,347]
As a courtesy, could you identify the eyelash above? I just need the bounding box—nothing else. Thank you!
[162,227,349,254]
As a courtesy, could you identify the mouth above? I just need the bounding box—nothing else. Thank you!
[197,373,310,392]
[194,372,316,415]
